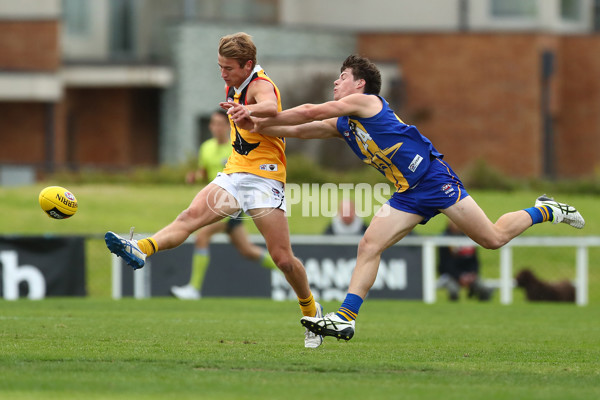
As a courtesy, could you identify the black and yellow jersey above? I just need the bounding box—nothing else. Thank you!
[223,65,286,183]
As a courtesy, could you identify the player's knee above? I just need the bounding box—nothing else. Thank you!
[270,250,295,274]
[478,236,506,250]
[177,206,198,223]
[172,208,204,237]
[358,235,384,257]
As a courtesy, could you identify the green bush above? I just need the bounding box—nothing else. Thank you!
[286,153,390,186]
[460,158,521,191]
[46,154,600,194]
[47,162,194,185]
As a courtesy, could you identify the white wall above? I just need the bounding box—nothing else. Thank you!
[281,0,593,33]
[0,0,60,18]
[280,0,461,31]
[469,0,592,33]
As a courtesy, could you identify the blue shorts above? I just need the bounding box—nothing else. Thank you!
[387,158,469,224]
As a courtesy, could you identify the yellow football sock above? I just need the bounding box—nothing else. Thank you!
[189,250,210,291]
[137,238,158,256]
[298,294,317,317]
[260,252,277,270]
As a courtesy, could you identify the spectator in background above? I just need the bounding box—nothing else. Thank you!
[437,219,494,301]
[324,200,368,235]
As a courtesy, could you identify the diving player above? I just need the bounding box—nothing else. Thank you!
[230,54,585,342]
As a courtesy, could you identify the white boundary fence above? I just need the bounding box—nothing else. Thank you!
[415,235,600,306]
[113,234,600,305]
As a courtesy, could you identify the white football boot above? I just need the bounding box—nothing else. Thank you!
[304,302,324,348]
[105,231,146,270]
[170,284,201,300]
[535,194,585,229]
[301,312,355,342]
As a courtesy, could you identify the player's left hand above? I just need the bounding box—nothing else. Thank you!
[235,116,255,131]
[222,102,251,122]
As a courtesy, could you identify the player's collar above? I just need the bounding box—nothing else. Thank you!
[234,65,262,94]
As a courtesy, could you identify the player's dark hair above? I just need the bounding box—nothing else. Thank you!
[213,109,228,120]
[341,55,382,95]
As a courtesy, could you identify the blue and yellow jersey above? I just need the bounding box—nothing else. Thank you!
[222,65,286,183]
[336,95,442,192]
[198,138,232,181]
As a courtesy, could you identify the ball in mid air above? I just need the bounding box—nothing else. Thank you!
[39,186,78,219]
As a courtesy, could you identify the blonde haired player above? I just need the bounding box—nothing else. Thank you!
[170,109,279,300]
[105,32,323,348]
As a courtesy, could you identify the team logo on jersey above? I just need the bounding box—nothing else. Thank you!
[233,126,259,156]
[271,187,283,199]
[260,164,278,171]
[441,183,455,197]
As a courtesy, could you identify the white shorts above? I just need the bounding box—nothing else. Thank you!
[211,172,286,216]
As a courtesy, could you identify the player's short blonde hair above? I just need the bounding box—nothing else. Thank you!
[218,32,257,68]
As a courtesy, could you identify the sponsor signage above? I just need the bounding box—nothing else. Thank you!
[0,236,86,300]
[117,235,422,300]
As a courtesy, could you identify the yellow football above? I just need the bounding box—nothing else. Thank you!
[39,186,78,219]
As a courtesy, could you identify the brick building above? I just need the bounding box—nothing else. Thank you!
[0,0,171,183]
[2,0,600,182]
[359,33,600,178]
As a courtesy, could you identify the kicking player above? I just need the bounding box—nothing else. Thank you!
[171,109,277,300]
[105,32,323,348]
[230,54,585,342]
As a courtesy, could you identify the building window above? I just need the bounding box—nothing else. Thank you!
[490,0,537,18]
[561,0,582,21]
[595,0,600,30]
[62,0,91,35]
[109,0,135,59]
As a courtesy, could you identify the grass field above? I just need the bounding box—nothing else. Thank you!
[1,298,599,399]
[1,184,600,398]
[1,184,599,300]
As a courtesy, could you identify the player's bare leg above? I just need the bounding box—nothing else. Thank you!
[348,205,423,298]
[195,220,227,248]
[443,196,538,250]
[170,220,227,300]
[249,208,311,299]
[228,224,264,260]
[105,184,239,270]
[152,184,239,251]
[250,208,323,348]
[301,204,422,341]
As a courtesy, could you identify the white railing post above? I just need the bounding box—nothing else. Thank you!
[576,246,588,306]
[422,240,436,304]
[111,254,122,300]
[499,246,513,305]
[133,259,151,299]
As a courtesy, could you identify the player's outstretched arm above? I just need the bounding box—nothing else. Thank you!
[260,119,340,140]
[260,94,378,128]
